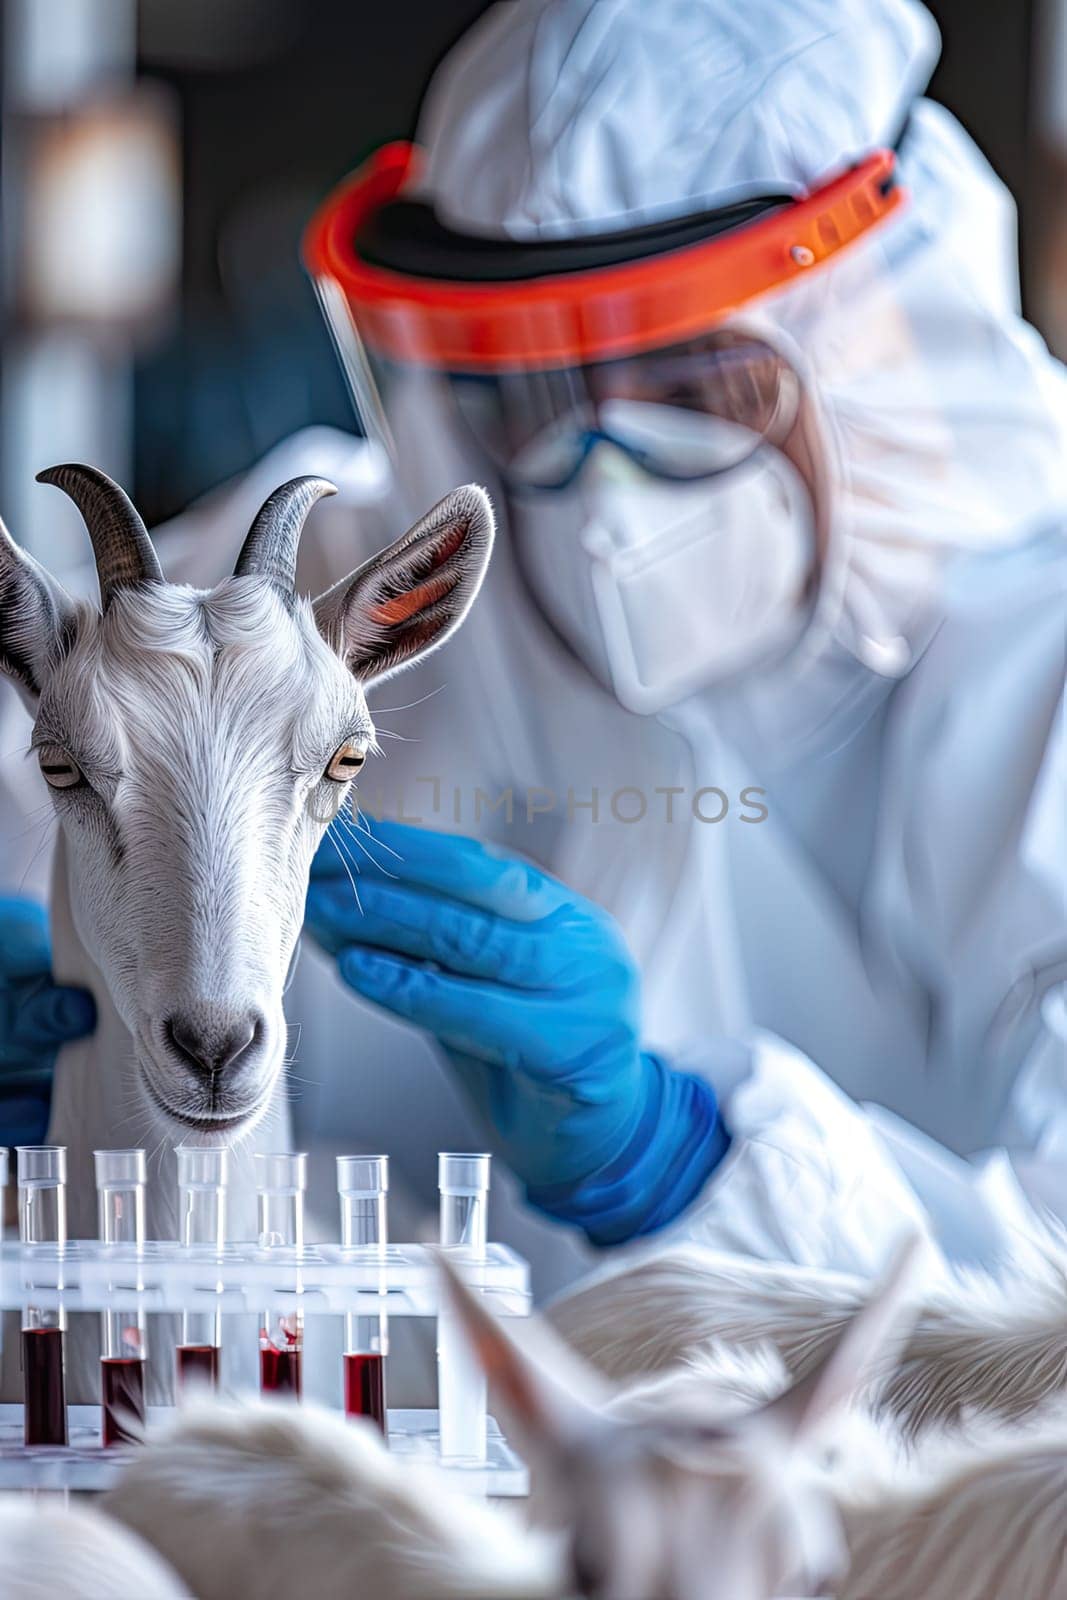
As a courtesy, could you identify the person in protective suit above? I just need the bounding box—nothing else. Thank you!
[2,0,1064,1292]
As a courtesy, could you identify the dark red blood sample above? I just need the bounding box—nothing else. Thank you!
[344,1351,387,1434]
[101,1356,147,1447]
[260,1343,302,1397]
[177,1344,220,1389]
[22,1326,68,1446]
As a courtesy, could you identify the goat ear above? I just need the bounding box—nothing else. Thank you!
[0,516,75,709]
[313,485,493,687]
[436,1250,612,1471]
[760,1235,921,1441]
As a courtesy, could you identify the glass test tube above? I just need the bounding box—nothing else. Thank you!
[176,1146,228,1391]
[95,1149,148,1447]
[436,1153,491,1463]
[17,1146,69,1447]
[337,1155,389,1434]
[255,1152,306,1398]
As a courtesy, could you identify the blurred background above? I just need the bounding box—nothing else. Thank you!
[0,0,1064,551]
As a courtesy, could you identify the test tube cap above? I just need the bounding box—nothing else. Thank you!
[16,1145,66,1188]
[176,1145,229,1190]
[438,1152,491,1195]
[93,1148,146,1188]
[254,1151,308,1195]
[336,1154,389,1196]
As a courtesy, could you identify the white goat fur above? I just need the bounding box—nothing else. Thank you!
[836,1412,1067,1600]
[0,1495,188,1598]
[549,1242,1067,1441]
[99,1357,1067,1600]
[105,1398,563,1600]
[99,1352,799,1600]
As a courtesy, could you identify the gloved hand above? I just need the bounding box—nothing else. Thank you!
[0,897,96,1146]
[305,820,728,1245]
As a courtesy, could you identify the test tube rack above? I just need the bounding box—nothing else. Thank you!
[0,1238,531,1497]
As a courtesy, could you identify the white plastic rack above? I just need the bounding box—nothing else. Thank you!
[0,1238,529,1317]
[0,1239,531,1497]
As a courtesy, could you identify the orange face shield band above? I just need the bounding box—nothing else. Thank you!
[303,141,902,375]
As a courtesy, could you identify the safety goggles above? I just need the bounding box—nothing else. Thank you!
[304,140,900,377]
[449,331,803,489]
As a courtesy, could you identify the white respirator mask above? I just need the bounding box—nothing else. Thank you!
[510,419,815,715]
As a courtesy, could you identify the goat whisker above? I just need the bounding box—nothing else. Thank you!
[325,826,365,913]
[368,681,448,716]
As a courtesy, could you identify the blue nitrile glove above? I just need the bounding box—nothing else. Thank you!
[0,897,96,1145]
[305,820,728,1245]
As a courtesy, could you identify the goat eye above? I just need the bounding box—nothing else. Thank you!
[37,746,83,790]
[325,742,367,783]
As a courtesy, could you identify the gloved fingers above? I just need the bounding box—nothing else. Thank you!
[313,819,572,921]
[10,981,96,1050]
[336,944,545,1066]
[0,898,53,979]
[307,877,574,987]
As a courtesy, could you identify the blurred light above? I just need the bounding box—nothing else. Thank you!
[18,86,180,333]
[3,0,135,112]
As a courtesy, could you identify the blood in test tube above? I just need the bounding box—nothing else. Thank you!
[101,1356,147,1447]
[94,1148,149,1447]
[343,1351,386,1433]
[17,1146,70,1447]
[337,1155,390,1437]
[255,1153,306,1401]
[22,1325,68,1447]
[175,1145,228,1391]
[176,1344,220,1389]
[260,1336,303,1397]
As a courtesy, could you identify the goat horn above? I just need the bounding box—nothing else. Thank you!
[36,463,163,606]
[233,476,338,592]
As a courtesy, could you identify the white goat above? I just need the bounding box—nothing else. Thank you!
[95,1248,916,1600]
[0,464,493,1397]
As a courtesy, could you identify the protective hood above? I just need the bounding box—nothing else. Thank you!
[418,0,939,238]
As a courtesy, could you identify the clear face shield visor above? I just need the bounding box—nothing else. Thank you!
[303,140,900,471]
[304,143,902,708]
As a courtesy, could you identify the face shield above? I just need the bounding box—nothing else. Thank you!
[304,142,902,710]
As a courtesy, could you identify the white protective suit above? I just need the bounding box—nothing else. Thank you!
[1,0,1064,1306]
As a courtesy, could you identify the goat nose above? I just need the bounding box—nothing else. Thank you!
[163,1011,262,1080]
